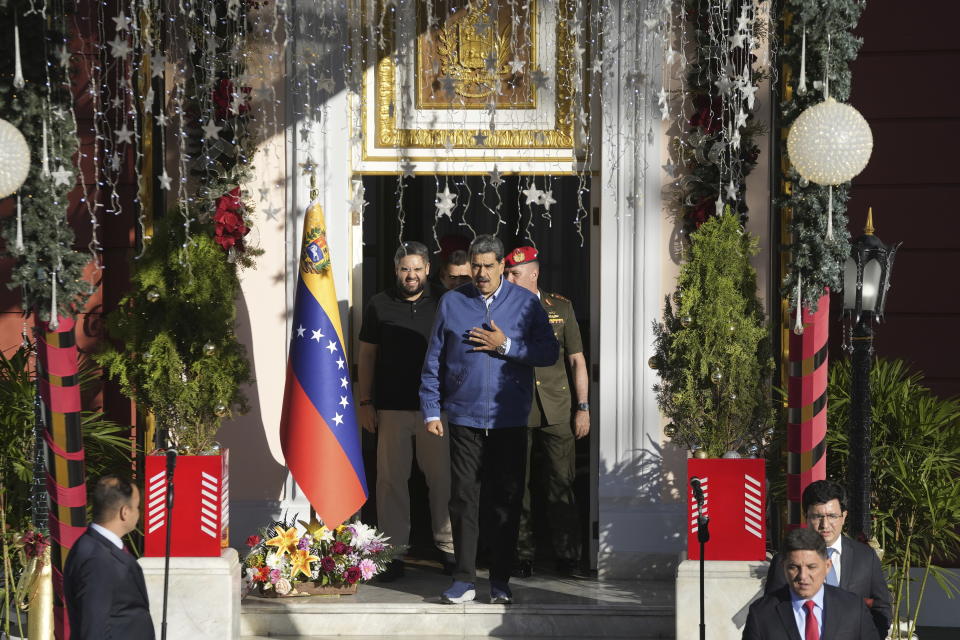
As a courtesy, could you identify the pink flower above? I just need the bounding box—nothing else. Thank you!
[268,569,281,584]
[358,559,376,581]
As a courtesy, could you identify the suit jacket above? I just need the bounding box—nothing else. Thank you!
[743,585,880,640]
[63,527,155,640]
[766,535,891,639]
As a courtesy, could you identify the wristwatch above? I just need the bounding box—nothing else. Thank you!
[496,340,508,355]
[577,402,590,411]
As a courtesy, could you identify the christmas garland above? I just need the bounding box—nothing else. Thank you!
[0,3,89,322]
[778,0,864,310]
[674,0,766,231]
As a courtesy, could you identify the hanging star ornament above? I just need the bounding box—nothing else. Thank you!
[50,166,74,188]
[150,52,166,78]
[265,526,299,557]
[740,83,759,110]
[348,184,367,214]
[541,190,557,211]
[158,170,172,190]
[472,131,488,146]
[201,119,222,140]
[508,58,525,74]
[435,185,457,219]
[725,181,738,201]
[115,123,134,145]
[530,69,549,90]
[108,34,132,59]
[399,157,416,179]
[488,166,504,187]
[522,182,544,206]
[112,10,132,31]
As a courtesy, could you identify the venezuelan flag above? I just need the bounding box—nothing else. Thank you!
[280,203,367,526]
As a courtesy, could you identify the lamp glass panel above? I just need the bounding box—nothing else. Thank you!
[843,257,858,310]
[861,259,882,312]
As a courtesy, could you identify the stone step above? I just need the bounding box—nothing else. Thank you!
[240,564,674,638]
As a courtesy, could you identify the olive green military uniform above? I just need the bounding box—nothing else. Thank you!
[517,290,583,565]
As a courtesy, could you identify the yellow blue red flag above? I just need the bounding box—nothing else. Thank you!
[279,203,367,526]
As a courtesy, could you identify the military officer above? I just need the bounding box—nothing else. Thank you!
[504,246,589,577]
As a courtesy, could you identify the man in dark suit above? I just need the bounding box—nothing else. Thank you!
[766,481,891,638]
[745,528,878,640]
[64,475,155,639]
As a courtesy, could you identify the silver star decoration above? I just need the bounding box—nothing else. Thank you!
[158,170,172,190]
[108,34,132,59]
[472,131,488,146]
[299,127,311,143]
[201,119,222,140]
[435,185,457,219]
[110,154,122,171]
[508,58,525,74]
[300,158,317,175]
[729,33,747,49]
[735,110,748,129]
[155,111,169,127]
[530,69,549,90]
[662,160,678,178]
[111,96,124,109]
[740,83,759,110]
[731,130,742,149]
[399,158,416,179]
[625,194,638,210]
[714,75,733,95]
[52,107,68,120]
[112,10,132,31]
[348,184,367,215]
[51,165,73,187]
[258,187,269,201]
[725,181,738,201]
[488,166,504,187]
[317,75,335,94]
[522,182,543,206]
[115,123,134,145]
[263,204,281,221]
[151,53,166,78]
[715,195,725,215]
[57,47,71,69]
[541,190,557,212]
[439,75,456,98]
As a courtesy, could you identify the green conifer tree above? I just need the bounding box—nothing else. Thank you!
[652,212,775,457]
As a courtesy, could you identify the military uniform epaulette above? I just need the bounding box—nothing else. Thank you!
[548,292,570,303]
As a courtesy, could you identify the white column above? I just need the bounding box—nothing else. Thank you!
[595,0,685,580]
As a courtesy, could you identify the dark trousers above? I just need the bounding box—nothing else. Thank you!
[517,422,581,563]
[449,423,527,584]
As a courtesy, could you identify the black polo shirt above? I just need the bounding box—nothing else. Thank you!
[358,283,440,411]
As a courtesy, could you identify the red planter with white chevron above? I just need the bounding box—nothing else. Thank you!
[687,458,765,561]
[143,452,230,557]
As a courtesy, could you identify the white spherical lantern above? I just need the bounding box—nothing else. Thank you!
[0,118,31,198]
[787,98,874,186]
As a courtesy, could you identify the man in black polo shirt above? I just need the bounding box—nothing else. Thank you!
[357,241,453,581]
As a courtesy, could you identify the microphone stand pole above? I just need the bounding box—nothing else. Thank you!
[693,481,709,640]
[161,447,176,640]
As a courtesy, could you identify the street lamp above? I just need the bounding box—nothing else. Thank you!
[842,207,899,539]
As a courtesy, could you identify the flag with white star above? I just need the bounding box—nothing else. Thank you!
[279,203,367,526]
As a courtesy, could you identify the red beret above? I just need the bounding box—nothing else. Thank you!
[505,246,539,267]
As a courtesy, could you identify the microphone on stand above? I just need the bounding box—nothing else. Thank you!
[690,475,710,640]
[690,476,705,506]
[161,448,177,640]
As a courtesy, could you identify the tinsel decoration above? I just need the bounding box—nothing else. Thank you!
[778,0,865,310]
[671,0,768,232]
[652,211,775,457]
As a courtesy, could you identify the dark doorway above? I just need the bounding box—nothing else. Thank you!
[357,173,593,569]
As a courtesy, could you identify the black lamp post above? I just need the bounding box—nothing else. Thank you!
[841,208,899,540]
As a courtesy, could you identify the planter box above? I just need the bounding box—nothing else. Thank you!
[256,582,359,597]
[687,458,765,561]
[144,452,229,557]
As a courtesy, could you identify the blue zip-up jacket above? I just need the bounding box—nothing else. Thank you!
[419,279,560,429]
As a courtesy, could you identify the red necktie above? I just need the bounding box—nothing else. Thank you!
[804,600,819,640]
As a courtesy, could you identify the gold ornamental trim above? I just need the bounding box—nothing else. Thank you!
[366,0,576,153]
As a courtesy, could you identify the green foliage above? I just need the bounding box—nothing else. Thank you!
[779,0,864,309]
[95,214,254,453]
[0,4,90,320]
[652,212,775,457]
[826,359,960,633]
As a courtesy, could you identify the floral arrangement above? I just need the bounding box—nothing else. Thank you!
[213,187,251,253]
[242,518,400,596]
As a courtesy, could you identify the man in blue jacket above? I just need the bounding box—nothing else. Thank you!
[421,234,559,605]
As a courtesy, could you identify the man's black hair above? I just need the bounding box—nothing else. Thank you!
[783,526,829,560]
[92,475,135,524]
[802,479,847,514]
[445,249,468,268]
[468,234,504,262]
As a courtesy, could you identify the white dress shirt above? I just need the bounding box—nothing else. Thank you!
[791,585,824,639]
[91,523,124,549]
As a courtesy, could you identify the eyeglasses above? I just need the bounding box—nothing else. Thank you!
[807,514,843,523]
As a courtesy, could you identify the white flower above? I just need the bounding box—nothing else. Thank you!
[349,522,377,549]
[275,578,293,596]
[265,552,283,569]
[316,527,334,543]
